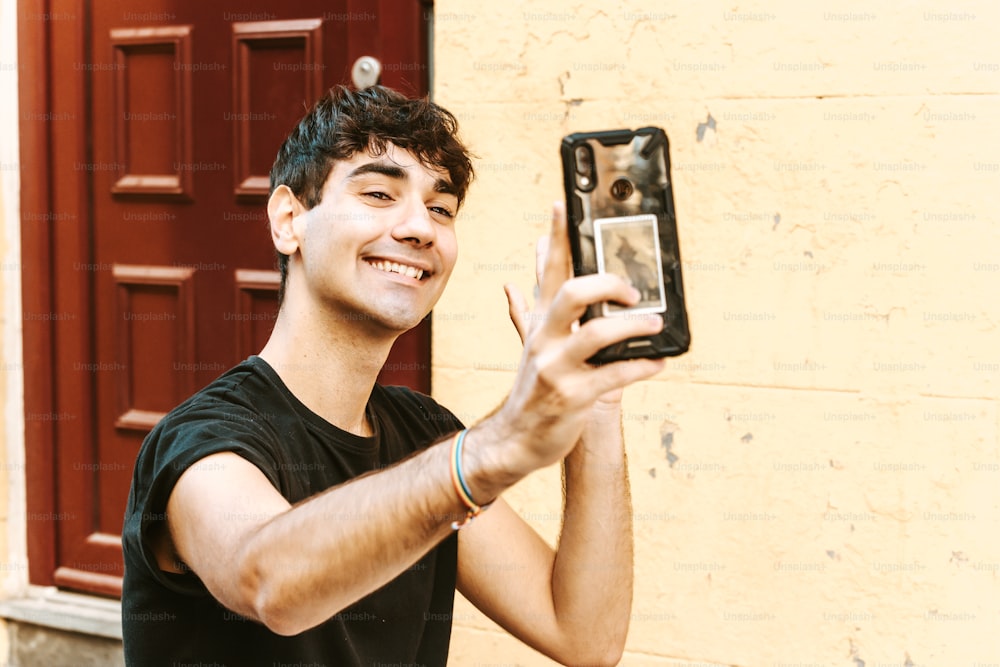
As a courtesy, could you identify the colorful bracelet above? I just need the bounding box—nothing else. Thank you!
[449,429,491,530]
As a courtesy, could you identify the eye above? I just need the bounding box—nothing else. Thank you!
[363,191,392,201]
[428,205,454,219]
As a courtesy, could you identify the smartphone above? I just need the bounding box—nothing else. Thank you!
[560,127,691,363]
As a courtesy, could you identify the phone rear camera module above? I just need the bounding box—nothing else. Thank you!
[610,178,634,201]
[574,144,597,192]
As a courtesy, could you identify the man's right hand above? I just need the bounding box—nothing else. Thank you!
[464,202,665,496]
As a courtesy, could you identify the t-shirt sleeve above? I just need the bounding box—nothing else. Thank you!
[123,402,282,595]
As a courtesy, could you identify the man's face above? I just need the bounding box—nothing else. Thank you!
[292,144,460,335]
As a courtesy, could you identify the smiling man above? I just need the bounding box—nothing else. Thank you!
[121,85,665,666]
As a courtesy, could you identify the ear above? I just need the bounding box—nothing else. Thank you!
[267,185,304,256]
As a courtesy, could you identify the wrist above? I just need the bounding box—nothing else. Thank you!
[459,414,533,503]
[448,430,493,529]
[576,401,625,460]
[590,398,623,418]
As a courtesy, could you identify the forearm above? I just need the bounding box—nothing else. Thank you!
[550,402,634,660]
[236,414,535,636]
[238,437,462,634]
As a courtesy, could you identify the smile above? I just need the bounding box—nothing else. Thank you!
[366,259,426,281]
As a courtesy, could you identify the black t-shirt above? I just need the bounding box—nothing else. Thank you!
[122,356,463,667]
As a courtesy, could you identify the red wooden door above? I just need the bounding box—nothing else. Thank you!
[21,0,432,597]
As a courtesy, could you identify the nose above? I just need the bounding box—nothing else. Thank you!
[391,197,435,248]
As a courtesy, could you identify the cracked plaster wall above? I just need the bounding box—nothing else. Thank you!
[432,1,999,665]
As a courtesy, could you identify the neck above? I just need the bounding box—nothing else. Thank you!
[258,299,397,437]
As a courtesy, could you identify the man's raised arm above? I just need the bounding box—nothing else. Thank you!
[454,202,652,666]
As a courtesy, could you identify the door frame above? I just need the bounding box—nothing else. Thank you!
[20,0,93,588]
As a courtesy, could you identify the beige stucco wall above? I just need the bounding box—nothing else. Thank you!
[432,2,999,665]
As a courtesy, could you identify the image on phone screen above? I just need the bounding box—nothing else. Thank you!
[594,213,667,317]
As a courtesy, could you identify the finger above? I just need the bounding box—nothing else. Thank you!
[504,283,530,344]
[562,312,665,365]
[542,273,642,335]
[537,201,573,309]
[534,234,549,287]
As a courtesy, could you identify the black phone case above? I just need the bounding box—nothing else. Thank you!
[561,127,691,363]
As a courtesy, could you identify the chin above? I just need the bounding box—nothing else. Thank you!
[368,308,431,336]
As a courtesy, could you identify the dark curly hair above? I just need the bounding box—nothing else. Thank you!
[269,85,475,303]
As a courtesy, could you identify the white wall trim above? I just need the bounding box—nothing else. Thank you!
[0,586,123,640]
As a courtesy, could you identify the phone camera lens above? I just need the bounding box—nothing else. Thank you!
[611,178,634,201]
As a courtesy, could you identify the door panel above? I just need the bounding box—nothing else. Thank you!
[110,26,193,197]
[232,19,325,197]
[23,0,432,597]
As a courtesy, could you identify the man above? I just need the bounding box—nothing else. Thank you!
[122,85,665,666]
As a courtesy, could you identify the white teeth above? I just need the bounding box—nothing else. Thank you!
[369,260,424,280]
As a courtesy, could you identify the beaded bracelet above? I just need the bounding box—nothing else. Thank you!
[449,429,491,530]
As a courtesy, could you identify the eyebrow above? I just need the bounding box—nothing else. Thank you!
[347,161,407,181]
[347,160,458,198]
